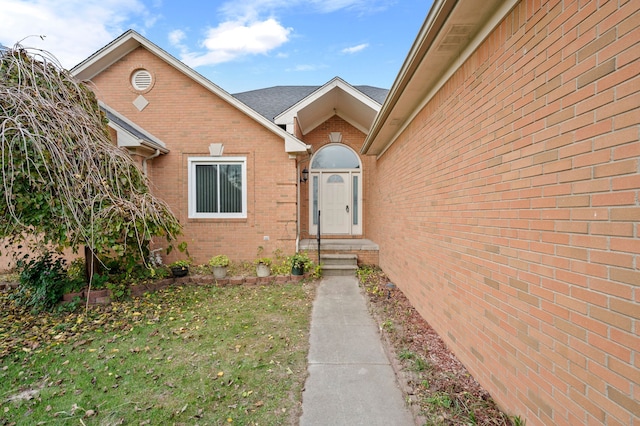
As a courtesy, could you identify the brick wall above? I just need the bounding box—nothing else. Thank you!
[91,47,298,264]
[366,1,639,425]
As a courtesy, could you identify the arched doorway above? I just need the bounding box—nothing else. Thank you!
[309,144,362,236]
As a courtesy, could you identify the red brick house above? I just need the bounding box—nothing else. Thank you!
[363,0,638,425]
[69,31,385,264]
[1,0,636,424]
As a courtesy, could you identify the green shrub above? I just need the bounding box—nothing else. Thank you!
[289,251,313,272]
[64,258,87,293]
[90,273,109,289]
[208,254,230,267]
[14,252,72,312]
[107,280,130,301]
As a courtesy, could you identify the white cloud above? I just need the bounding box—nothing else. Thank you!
[291,64,316,71]
[179,18,292,67]
[168,29,186,46]
[342,43,368,54]
[308,0,370,13]
[0,0,156,68]
[218,0,384,18]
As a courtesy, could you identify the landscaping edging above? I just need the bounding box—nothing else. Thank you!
[0,273,312,306]
[82,273,309,305]
[0,281,18,291]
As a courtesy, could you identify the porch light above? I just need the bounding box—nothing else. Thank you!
[300,168,309,183]
[329,132,342,143]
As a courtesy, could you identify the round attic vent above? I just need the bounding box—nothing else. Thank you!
[131,69,153,91]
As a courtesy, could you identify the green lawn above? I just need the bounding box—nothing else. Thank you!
[1,282,315,425]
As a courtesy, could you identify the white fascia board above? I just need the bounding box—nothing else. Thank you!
[363,0,518,157]
[100,101,168,152]
[74,30,307,155]
[284,134,312,153]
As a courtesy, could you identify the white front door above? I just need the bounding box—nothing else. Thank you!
[308,144,363,236]
[321,173,350,234]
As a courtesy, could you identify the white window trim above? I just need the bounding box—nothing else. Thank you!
[188,156,247,219]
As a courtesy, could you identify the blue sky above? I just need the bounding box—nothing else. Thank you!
[0,0,433,93]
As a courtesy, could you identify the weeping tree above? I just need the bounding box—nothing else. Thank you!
[0,42,182,282]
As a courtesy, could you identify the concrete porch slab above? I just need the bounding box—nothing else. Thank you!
[299,238,379,251]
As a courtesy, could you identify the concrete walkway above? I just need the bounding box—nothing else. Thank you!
[299,276,415,426]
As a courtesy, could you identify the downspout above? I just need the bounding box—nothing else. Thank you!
[142,148,160,176]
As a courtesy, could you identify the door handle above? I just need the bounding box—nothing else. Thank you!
[346,205,349,213]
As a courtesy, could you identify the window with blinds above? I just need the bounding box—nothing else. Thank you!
[188,157,247,218]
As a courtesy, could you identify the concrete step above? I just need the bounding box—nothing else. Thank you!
[321,264,358,277]
[320,254,358,266]
[320,254,358,276]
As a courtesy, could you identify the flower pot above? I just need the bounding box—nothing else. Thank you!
[171,266,189,277]
[212,266,227,279]
[256,263,270,277]
[291,265,304,276]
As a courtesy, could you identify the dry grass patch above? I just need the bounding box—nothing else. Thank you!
[1,282,315,425]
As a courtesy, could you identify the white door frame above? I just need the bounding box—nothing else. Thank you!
[308,153,363,236]
[310,170,362,235]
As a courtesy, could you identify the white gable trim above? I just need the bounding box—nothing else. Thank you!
[101,102,168,153]
[275,77,381,135]
[72,30,310,155]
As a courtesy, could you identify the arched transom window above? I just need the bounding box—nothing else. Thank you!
[311,144,360,169]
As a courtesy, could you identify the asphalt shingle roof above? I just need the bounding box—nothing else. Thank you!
[232,85,389,122]
[101,107,165,150]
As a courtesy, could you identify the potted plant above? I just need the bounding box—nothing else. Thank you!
[255,257,272,277]
[209,254,230,279]
[289,252,312,276]
[169,259,191,277]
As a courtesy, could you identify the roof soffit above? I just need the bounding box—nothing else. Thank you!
[275,78,381,135]
[362,0,519,156]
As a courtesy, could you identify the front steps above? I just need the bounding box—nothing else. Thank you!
[299,238,379,276]
[320,253,358,277]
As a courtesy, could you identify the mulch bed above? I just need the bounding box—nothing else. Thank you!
[359,267,514,425]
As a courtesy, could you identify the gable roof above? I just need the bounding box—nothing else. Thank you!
[100,102,168,154]
[233,86,320,123]
[233,84,388,122]
[362,0,518,156]
[72,30,310,154]
[264,77,386,135]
